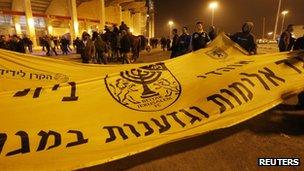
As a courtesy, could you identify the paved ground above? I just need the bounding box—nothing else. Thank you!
[35,44,304,171]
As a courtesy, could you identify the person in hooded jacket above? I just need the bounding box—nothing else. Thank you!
[80,32,95,63]
[231,22,257,55]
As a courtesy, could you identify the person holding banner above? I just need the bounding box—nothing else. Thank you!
[293,35,304,51]
[279,24,295,52]
[192,21,211,51]
[231,22,257,55]
[178,27,192,55]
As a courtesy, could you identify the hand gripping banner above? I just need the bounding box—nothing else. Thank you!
[0,34,304,170]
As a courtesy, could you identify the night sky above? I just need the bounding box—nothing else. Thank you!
[154,0,304,38]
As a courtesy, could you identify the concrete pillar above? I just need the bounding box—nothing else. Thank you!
[122,10,131,27]
[130,13,134,31]
[148,13,155,38]
[151,13,155,38]
[13,16,22,36]
[133,12,142,36]
[67,0,79,40]
[98,0,106,30]
[23,0,37,46]
[117,5,122,24]
[45,18,53,36]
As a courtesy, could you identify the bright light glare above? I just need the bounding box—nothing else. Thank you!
[168,21,174,26]
[209,2,218,9]
[281,10,289,15]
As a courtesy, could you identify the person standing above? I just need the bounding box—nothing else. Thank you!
[50,36,58,56]
[45,36,51,56]
[160,37,167,51]
[120,30,131,64]
[208,26,217,41]
[231,22,257,55]
[192,21,211,51]
[60,37,69,55]
[80,32,95,63]
[293,35,304,51]
[74,37,82,54]
[170,29,180,58]
[11,35,25,53]
[94,35,107,64]
[279,24,295,52]
[179,27,191,55]
[166,37,171,51]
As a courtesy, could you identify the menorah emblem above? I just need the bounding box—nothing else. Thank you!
[206,47,228,60]
[120,69,161,98]
[105,63,181,112]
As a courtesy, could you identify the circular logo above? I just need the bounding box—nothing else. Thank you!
[105,63,182,112]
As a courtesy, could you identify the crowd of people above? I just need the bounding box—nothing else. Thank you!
[0,35,33,53]
[39,36,72,56]
[279,24,304,52]
[164,21,304,58]
[72,22,148,64]
[164,21,257,58]
[1,20,304,64]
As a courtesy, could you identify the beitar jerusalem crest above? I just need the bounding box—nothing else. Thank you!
[206,47,228,60]
[105,63,182,112]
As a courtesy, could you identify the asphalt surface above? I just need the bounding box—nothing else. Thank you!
[36,45,304,171]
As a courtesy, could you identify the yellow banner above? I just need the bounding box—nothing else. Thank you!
[0,34,304,170]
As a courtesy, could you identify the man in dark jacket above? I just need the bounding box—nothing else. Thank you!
[192,21,211,51]
[179,27,191,55]
[279,24,294,52]
[231,22,257,55]
[120,30,131,64]
[11,35,25,53]
[160,37,167,51]
[170,29,180,58]
[293,35,304,51]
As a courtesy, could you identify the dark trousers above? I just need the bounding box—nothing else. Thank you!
[96,50,107,64]
[122,53,129,64]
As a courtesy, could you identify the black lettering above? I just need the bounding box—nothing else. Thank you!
[52,84,60,91]
[0,133,7,154]
[179,109,201,124]
[17,70,26,77]
[37,130,61,151]
[66,130,88,147]
[103,126,128,143]
[207,94,234,113]
[13,89,31,97]
[220,89,242,105]
[6,131,30,156]
[167,112,186,127]
[240,73,270,90]
[138,121,154,136]
[237,60,255,65]
[229,82,253,102]
[151,115,171,133]
[241,78,255,87]
[258,67,285,87]
[62,82,79,102]
[276,60,302,74]
[206,71,222,76]
[33,87,42,98]
[123,124,141,137]
[189,106,210,118]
